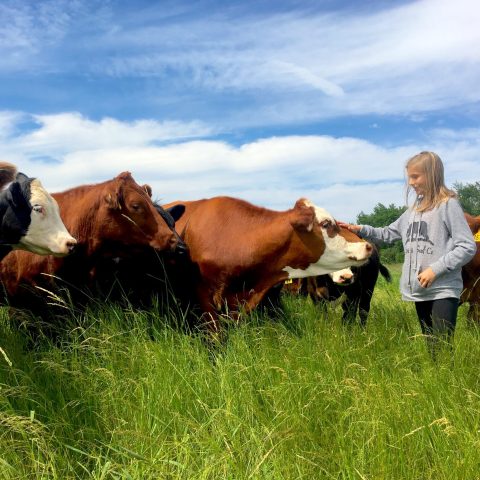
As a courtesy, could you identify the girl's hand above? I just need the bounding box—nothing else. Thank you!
[337,221,362,233]
[417,267,436,288]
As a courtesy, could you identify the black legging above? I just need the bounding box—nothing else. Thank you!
[415,297,459,338]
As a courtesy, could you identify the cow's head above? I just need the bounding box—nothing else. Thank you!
[284,198,372,278]
[153,202,188,255]
[101,172,183,252]
[0,169,77,256]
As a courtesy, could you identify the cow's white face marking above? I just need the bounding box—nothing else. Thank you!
[283,199,371,278]
[329,268,354,284]
[16,179,77,256]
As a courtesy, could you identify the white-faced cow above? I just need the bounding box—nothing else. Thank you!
[162,196,373,331]
[0,162,76,260]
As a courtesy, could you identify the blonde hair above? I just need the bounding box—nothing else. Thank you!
[406,151,456,212]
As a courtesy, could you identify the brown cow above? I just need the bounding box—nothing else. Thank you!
[0,172,183,319]
[163,196,373,331]
[461,213,480,322]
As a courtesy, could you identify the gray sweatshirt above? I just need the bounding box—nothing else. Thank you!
[359,197,476,301]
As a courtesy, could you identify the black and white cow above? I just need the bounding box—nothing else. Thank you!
[0,162,76,260]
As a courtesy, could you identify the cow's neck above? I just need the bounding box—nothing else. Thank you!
[232,225,318,288]
[276,229,325,279]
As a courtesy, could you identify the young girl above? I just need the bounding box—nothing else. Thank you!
[339,151,476,353]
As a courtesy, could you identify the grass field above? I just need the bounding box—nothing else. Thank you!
[1,265,480,479]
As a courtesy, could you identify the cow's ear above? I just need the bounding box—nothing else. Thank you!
[105,192,121,210]
[293,198,309,209]
[142,184,152,197]
[290,204,315,232]
[15,172,30,184]
[167,204,185,222]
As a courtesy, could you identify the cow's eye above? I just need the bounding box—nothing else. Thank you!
[320,220,331,229]
[32,205,44,214]
[130,203,141,211]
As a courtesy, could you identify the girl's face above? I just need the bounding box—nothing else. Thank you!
[407,164,427,196]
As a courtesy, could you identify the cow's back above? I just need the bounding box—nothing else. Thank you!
[165,197,290,270]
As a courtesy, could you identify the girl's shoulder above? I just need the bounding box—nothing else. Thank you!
[443,196,462,210]
[435,195,461,211]
[437,197,469,228]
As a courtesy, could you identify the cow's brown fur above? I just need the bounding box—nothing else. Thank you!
[164,196,371,330]
[461,244,480,322]
[460,213,480,322]
[0,172,178,311]
[465,213,480,235]
[0,162,17,188]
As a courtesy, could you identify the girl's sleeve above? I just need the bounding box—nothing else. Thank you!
[359,214,404,244]
[430,199,477,277]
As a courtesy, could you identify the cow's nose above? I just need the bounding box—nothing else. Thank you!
[365,242,373,253]
[168,233,179,251]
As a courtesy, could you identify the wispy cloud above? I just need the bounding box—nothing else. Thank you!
[85,0,480,121]
[0,0,84,70]
[1,0,479,125]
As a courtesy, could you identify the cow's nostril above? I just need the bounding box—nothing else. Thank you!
[66,237,77,250]
[176,242,188,255]
[365,243,373,252]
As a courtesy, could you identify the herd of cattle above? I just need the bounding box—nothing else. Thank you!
[1,161,480,334]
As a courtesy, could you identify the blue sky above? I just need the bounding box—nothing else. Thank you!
[1,0,479,220]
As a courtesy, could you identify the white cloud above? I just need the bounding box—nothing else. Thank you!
[0,111,26,139]
[2,112,213,156]
[1,111,479,222]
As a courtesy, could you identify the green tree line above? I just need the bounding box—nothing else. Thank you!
[356,181,480,264]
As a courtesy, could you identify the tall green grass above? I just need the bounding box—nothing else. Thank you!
[1,268,480,479]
